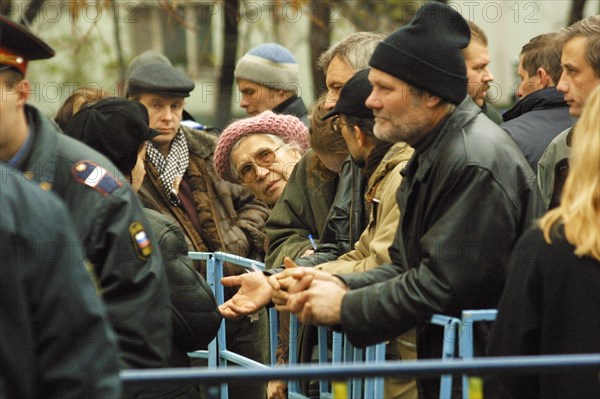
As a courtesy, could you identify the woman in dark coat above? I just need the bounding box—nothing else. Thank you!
[489,87,600,399]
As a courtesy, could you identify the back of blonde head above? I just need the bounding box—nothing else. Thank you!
[540,85,600,260]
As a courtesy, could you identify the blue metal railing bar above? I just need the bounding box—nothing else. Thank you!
[460,309,498,399]
[121,354,600,386]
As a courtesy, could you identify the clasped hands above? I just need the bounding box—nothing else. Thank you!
[218,257,348,326]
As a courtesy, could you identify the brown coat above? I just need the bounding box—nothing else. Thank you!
[139,125,270,274]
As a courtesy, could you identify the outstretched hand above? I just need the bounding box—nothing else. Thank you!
[218,271,271,319]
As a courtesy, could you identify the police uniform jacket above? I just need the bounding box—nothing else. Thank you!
[337,97,544,398]
[18,105,171,371]
[1,165,121,399]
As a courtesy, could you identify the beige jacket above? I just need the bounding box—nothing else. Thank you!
[318,142,417,399]
[317,142,413,275]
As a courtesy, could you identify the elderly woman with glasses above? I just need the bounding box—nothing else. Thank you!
[214,111,310,206]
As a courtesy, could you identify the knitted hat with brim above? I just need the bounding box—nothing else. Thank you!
[214,111,309,183]
[234,43,300,92]
[369,2,471,105]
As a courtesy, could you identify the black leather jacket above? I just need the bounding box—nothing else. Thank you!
[339,98,544,398]
[294,156,367,266]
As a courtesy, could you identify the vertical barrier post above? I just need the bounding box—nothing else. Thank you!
[460,310,498,399]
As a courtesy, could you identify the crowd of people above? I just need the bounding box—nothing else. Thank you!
[0,3,598,399]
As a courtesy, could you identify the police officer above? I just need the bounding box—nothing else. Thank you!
[1,164,121,398]
[0,15,171,385]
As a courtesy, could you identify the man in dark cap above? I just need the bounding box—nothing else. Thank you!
[126,56,271,399]
[276,3,543,397]
[0,15,171,396]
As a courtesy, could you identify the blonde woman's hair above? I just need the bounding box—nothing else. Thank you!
[539,85,600,260]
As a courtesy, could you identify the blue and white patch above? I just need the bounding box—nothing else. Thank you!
[72,161,122,196]
[129,222,153,261]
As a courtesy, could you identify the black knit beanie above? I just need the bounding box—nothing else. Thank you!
[369,2,471,105]
[65,98,159,176]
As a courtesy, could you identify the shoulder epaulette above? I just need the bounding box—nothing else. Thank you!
[72,161,122,197]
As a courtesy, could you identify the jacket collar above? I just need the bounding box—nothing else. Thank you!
[404,96,481,182]
[181,124,217,159]
[366,142,413,202]
[22,105,60,184]
[272,95,308,118]
[502,86,568,122]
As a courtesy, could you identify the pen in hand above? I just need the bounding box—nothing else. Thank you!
[307,234,318,250]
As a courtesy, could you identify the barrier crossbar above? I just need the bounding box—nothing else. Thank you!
[182,253,599,399]
[121,353,600,385]
[188,251,386,399]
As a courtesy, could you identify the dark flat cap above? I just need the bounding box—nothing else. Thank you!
[0,15,54,75]
[323,69,373,120]
[65,98,159,176]
[126,62,195,98]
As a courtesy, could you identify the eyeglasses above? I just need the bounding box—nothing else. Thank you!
[331,116,347,134]
[237,146,282,182]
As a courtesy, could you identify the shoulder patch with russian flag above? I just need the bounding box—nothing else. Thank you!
[72,161,122,196]
[129,221,153,261]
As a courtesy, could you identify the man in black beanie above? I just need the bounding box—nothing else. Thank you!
[278,2,544,397]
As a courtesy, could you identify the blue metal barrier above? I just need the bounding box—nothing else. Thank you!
[121,354,600,385]
[191,251,388,399]
[188,252,273,399]
[460,309,498,399]
[429,314,461,398]
[183,253,542,399]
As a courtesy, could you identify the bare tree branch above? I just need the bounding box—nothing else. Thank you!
[309,0,331,99]
[568,0,587,26]
[216,0,240,129]
[1,0,14,16]
[21,0,45,25]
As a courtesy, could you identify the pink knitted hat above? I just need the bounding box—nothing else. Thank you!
[214,111,309,182]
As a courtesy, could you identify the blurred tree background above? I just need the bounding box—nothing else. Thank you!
[0,0,594,127]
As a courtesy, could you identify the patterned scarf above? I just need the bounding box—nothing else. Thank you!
[146,129,190,205]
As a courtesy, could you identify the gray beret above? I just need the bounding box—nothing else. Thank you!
[127,62,195,98]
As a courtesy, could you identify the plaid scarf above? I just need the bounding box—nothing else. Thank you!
[146,129,190,205]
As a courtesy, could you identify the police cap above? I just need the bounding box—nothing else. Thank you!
[0,15,54,75]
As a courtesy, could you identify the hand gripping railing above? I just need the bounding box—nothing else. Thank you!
[189,251,387,399]
[184,253,510,399]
